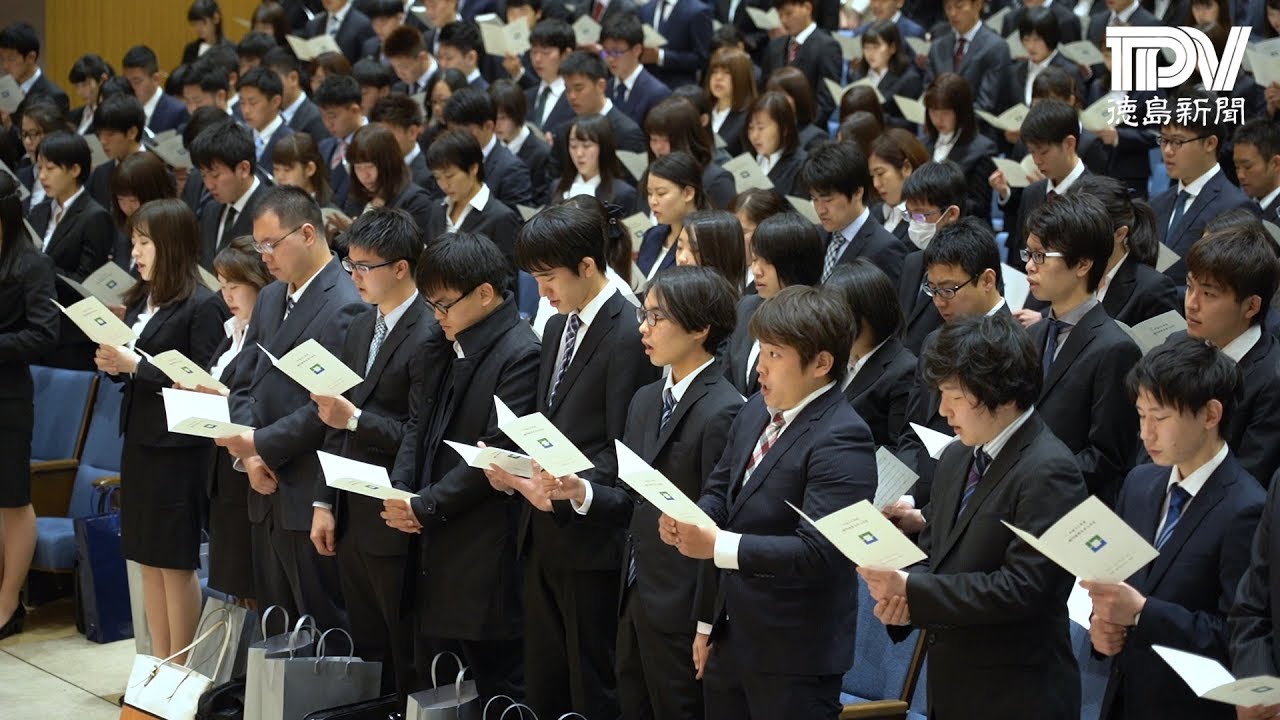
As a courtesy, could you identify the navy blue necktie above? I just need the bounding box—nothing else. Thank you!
[1155,485,1190,549]
[957,447,991,518]
[1042,318,1071,381]
[659,388,675,431]
[1167,190,1191,234]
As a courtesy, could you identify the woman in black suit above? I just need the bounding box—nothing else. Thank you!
[922,73,998,221]
[0,174,60,639]
[203,236,271,603]
[340,124,433,234]
[706,47,756,158]
[746,91,808,199]
[826,259,917,450]
[424,130,522,267]
[93,198,229,662]
[550,115,637,214]
[852,20,924,131]
[637,152,708,282]
[765,67,831,152]
[643,99,737,210]
[181,0,235,65]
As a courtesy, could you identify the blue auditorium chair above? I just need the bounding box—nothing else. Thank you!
[839,576,929,719]
[29,367,98,517]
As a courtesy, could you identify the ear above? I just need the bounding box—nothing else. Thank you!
[1064,135,1078,155]
[978,266,998,290]
[811,349,834,378]
[478,282,496,304]
[1202,397,1224,430]
[305,160,318,178]
[1244,294,1263,323]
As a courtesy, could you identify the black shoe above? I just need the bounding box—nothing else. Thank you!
[0,603,25,641]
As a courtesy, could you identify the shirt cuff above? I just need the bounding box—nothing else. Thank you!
[696,621,713,635]
[901,495,915,509]
[657,49,665,65]
[571,480,594,515]
[713,530,741,570]
[313,502,332,511]
[233,457,246,473]
[996,189,1011,206]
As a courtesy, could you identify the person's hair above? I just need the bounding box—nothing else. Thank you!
[188,0,224,39]
[747,91,799,156]
[122,45,160,75]
[442,85,497,126]
[1187,225,1280,327]
[93,93,147,138]
[237,31,278,61]
[671,85,713,120]
[438,21,484,59]
[559,194,631,280]
[213,235,272,289]
[837,112,883,159]
[110,152,177,230]
[771,0,814,12]
[1030,65,1082,107]
[1204,208,1268,237]
[1268,0,1280,38]
[765,66,816,127]
[861,20,911,74]
[530,18,576,52]
[1025,192,1114,291]
[384,25,427,58]
[1070,175,1160,267]
[263,46,302,83]
[0,173,34,280]
[251,1,290,46]
[710,23,746,53]
[98,75,135,103]
[184,57,230,95]
[1017,6,1061,49]
[183,105,232,149]
[923,73,978,145]
[313,74,362,109]
[69,53,114,85]
[0,22,40,59]
[1234,118,1280,163]
[645,97,714,167]
[238,65,284,98]
[310,52,353,81]
[556,114,622,197]
[371,93,425,129]
[1125,335,1240,431]
[425,128,486,181]
[20,98,69,137]
[801,140,871,201]
[507,0,543,11]
[838,85,885,125]
[271,131,333,206]
[729,188,788,225]
[706,47,756,112]
[348,123,411,204]
[202,43,240,81]
[922,313,1042,411]
[1020,98,1080,147]
[683,210,747,291]
[124,199,202,308]
[36,132,91,186]
[600,12,644,47]
[560,50,609,83]
[750,213,824,287]
[648,151,709,213]
[345,207,422,271]
[353,57,396,90]
[417,230,513,298]
[901,160,966,212]
[490,79,527,124]
[1187,0,1231,26]
[1164,87,1222,145]
[252,184,325,240]
[367,0,409,19]
[645,265,738,352]
[870,127,929,174]
[190,120,256,172]
[748,285,853,383]
[515,204,609,274]
[826,258,903,344]
[922,217,1003,289]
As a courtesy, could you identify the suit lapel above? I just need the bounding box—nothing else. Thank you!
[137,303,179,351]
[548,293,620,416]
[1130,470,1171,590]
[1145,469,1227,591]
[651,373,712,458]
[844,339,899,402]
[1041,305,1103,398]
[46,193,87,257]
[347,312,377,402]
[537,313,564,410]
[1101,257,1138,320]
[358,301,422,405]
[1171,178,1222,243]
[267,259,340,355]
[727,390,834,522]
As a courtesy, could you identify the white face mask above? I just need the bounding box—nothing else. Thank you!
[908,218,936,250]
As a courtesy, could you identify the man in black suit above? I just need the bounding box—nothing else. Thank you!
[1152,89,1260,286]
[190,123,271,270]
[486,206,661,720]
[437,21,491,90]
[382,231,537,703]
[1230,464,1280,720]
[1233,119,1280,226]
[362,0,412,61]
[370,94,432,189]
[660,285,877,720]
[540,267,744,720]
[1000,0,1081,45]
[801,141,908,287]
[492,80,553,206]
[1023,193,1141,506]
[442,88,536,209]
[315,75,369,209]
[761,0,843,125]
[862,312,1087,719]
[1085,337,1264,720]
[638,0,714,91]
[1182,226,1280,487]
[547,51,648,178]
[384,25,440,98]
[122,46,190,136]
[237,67,296,179]
[180,59,233,118]
[714,0,773,63]
[601,13,673,130]
[308,209,433,698]
[264,49,333,143]
[87,95,149,213]
[0,22,70,169]
[219,186,367,633]
[1086,0,1160,48]
[896,161,966,356]
[305,0,378,64]
[524,20,576,133]
[923,0,1011,115]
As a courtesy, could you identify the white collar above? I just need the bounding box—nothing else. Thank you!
[453,340,466,358]
[379,290,419,337]
[1029,49,1058,74]
[1048,157,1085,195]
[466,67,483,85]
[982,405,1035,462]
[140,85,162,122]
[415,59,438,92]
[52,186,86,219]
[506,125,531,154]
[290,261,324,302]
[1097,251,1127,299]
[599,98,616,117]
[758,149,782,172]
[481,133,497,158]
[1221,324,1263,363]
[1113,0,1140,23]
[985,297,1007,316]
[19,67,41,94]
[569,173,602,195]
[223,315,249,340]
[569,282,617,328]
[664,356,716,403]
[836,207,870,243]
[255,114,284,143]
[936,131,956,146]
[404,143,422,166]
[955,20,981,44]
[1178,163,1221,198]
[1258,184,1280,209]
[231,176,262,214]
[842,338,887,390]
[1166,441,1228,501]
[329,1,351,25]
[768,380,836,427]
[619,63,644,90]
[281,92,307,122]
[794,22,818,46]
[540,76,566,95]
[445,182,491,229]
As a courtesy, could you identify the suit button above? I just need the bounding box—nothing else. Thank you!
[927,636,936,646]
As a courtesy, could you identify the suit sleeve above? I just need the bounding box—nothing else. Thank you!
[884,358,914,452]
[1074,336,1141,501]
[0,253,59,363]
[692,400,742,625]
[657,6,712,79]
[974,44,1013,114]
[71,208,116,282]
[352,340,428,454]
[502,160,535,208]
[1234,381,1280,487]
[1230,478,1279,677]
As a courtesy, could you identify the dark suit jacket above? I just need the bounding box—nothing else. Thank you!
[897,412,1085,719]
[395,297,536,640]
[286,97,332,142]
[318,299,435,559]
[609,68,671,130]
[86,158,121,222]
[181,37,235,65]
[725,293,764,397]
[547,108,647,182]
[408,149,432,190]
[762,28,843,124]
[1029,303,1141,505]
[697,386,877,674]
[714,109,747,158]
[229,257,367,532]
[760,147,807,199]
[424,188,522,268]
[319,134,353,208]
[927,132,998,220]
[713,0,773,61]
[305,6,377,64]
[1087,6,1160,47]
[518,290,662,571]
[639,0,714,90]
[484,141,535,209]
[825,217,909,288]
[257,121,295,177]
[896,249,943,356]
[0,249,59,400]
[925,25,1012,114]
[1152,169,1259,283]
[197,181,270,270]
[1099,254,1181,328]
[527,87,574,133]
[1,73,69,169]
[548,177,639,215]
[637,224,678,279]
[1225,331,1280,486]
[843,337,915,450]
[147,92,190,136]
[853,64,924,130]
[28,191,116,284]
[1230,467,1280,678]
[344,181,434,234]
[1103,455,1264,720]
[515,131,553,206]
[1003,54,1084,116]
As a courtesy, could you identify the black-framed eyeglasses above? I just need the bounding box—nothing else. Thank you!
[921,276,976,299]
[253,224,304,255]
[1156,134,1212,151]
[341,257,401,275]
[635,307,669,327]
[424,285,477,316]
[1018,247,1067,265]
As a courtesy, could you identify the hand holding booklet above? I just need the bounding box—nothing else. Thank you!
[1002,495,1158,583]
[789,500,926,570]
[53,296,136,346]
[616,441,716,527]
[144,349,229,393]
[59,261,138,307]
[317,450,417,501]
[161,388,253,439]
[257,339,362,397]
[493,396,594,478]
[444,440,534,478]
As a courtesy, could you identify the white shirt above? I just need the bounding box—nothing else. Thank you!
[535,77,566,126]
[599,98,616,118]
[986,298,1007,316]
[1047,157,1085,196]
[481,133,497,159]
[842,339,887,391]
[883,202,906,234]
[327,1,351,33]
[221,176,262,244]
[1221,324,1262,364]
[711,106,731,134]
[867,67,886,87]
[43,187,85,251]
[1096,252,1126,302]
[616,63,644,96]
[567,173,602,199]
[645,233,676,281]
[1172,164,1222,226]
[445,183,491,232]
[1259,184,1280,211]
[757,149,782,175]
[19,67,42,95]
[254,115,285,155]
[506,124,531,156]
[140,86,162,126]
[466,67,483,86]
[210,316,250,381]
[288,263,324,315]
[411,58,439,96]
[128,300,157,352]
[280,93,307,125]
[1025,50,1059,106]
[831,208,870,265]
[404,143,422,168]
[550,284,618,398]
[954,20,980,49]
[379,290,420,338]
[933,132,956,162]
[714,380,839,571]
[1111,0,1141,24]
[76,104,96,135]
[1155,441,1228,540]
[794,22,817,47]
[981,405,1035,463]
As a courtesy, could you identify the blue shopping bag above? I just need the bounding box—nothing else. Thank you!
[74,485,134,643]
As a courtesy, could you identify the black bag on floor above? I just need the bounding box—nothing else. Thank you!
[301,694,399,720]
[197,677,246,720]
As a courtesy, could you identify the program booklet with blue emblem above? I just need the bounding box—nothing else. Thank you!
[788,499,926,571]
[1002,496,1158,583]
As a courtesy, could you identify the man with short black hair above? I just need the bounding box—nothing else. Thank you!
[760,0,842,125]
[923,0,1011,116]
[314,74,369,208]
[554,50,647,165]
[88,93,149,211]
[237,66,295,177]
[0,21,70,168]
[525,19,576,132]
[370,94,431,188]
[384,25,439,97]
[442,87,535,209]
[189,122,269,268]
[181,58,231,115]
[263,48,331,142]
[1233,119,1280,225]
[304,0,377,64]
[122,45,189,135]
[353,58,397,116]
[896,160,967,355]
[599,13,671,130]
[437,21,489,89]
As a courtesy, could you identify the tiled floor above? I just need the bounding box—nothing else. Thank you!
[0,599,135,715]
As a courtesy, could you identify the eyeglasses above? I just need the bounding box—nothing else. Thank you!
[253,224,304,255]
[1018,247,1067,265]
[635,307,669,327]
[921,276,976,299]
[1156,134,1211,151]
[341,257,400,275]
[20,130,43,142]
[424,285,477,316]
[599,48,630,59]
[907,208,945,224]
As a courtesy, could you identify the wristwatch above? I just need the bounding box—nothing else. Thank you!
[346,408,361,432]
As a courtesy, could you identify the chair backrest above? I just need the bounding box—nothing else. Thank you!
[844,576,927,703]
[67,380,125,519]
[1070,618,1111,720]
[30,366,98,462]
[517,271,539,321]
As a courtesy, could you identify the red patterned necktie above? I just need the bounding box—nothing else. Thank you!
[953,36,967,69]
[787,38,799,64]
[744,412,786,479]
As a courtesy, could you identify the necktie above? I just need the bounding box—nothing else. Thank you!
[219,205,238,247]
[659,388,676,431]
[366,313,387,374]
[787,38,800,64]
[53,205,65,228]
[255,134,266,160]
[549,313,582,406]
[743,412,786,484]
[592,0,605,21]
[1168,190,1191,232]
[1046,189,1059,202]
[822,231,849,281]
[284,295,296,320]
[1155,485,1190,549]
[957,447,991,518]
[614,82,628,104]
[654,0,666,32]
[328,14,341,36]
[331,139,348,170]
[533,85,552,126]
[953,36,967,69]
[1042,318,1072,380]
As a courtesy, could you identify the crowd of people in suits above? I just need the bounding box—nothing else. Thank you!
[2,0,1280,717]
